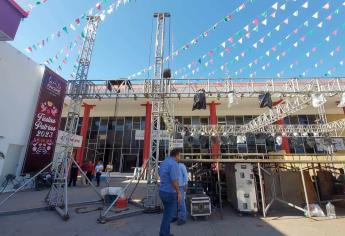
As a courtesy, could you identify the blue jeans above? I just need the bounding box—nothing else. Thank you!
[159,190,177,236]
[178,186,187,221]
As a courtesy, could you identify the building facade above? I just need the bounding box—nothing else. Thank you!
[60,96,345,172]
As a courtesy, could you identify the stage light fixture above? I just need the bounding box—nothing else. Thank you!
[223,132,228,136]
[313,132,319,137]
[259,92,273,108]
[181,131,186,137]
[302,132,308,137]
[293,132,298,137]
[211,132,216,136]
[201,131,205,136]
[282,132,287,137]
[275,135,283,145]
[237,135,246,144]
[311,93,326,108]
[191,132,194,137]
[337,93,345,108]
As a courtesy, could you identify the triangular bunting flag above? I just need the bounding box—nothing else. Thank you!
[205,62,209,67]
[293,10,299,17]
[325,36,330,42]
[280,4,286,10]
[275,25,280,31]
[323,3,330,10]
[220,52,224,57]
[245,32,250,38]
[306,52,310,57]
[249,62,253,67]
[235,56,239,61]
[312,12,319,19]
[265,51,270,56]
[244,25,249,32]
[293,42,298,47]
[253,26,259,32]
[259,37,265,43]
[238,38,243,44]
[272,2,278,10]
[271,12,276,18]
[221,42,226,48]
[317,22,323,28]
[304,21,309,27]
[220,65,224,71]
[262,19,267,26]
[253,43,258,48]
[330,51,334,56]
[262,65,266,70]
[284,18,289,24]
[302,1,309,9]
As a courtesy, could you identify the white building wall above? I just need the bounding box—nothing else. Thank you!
[0,42,44,181]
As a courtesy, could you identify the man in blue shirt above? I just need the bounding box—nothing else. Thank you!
[177,161,188,225]
[159,149,182,236]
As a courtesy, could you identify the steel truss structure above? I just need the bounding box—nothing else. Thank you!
[47,16,101,219]
[144,12,174,211]
[175,118,345,137]
[65,77,345,99]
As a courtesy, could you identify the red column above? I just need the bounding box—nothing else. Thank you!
[76,103,95,164]
[273,99,290,153]
[208,101,220,159]
[141,102,152,167]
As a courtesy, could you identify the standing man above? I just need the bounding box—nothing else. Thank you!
[159,149,182,236]
[68,162,78,187]
[177,159,188,225]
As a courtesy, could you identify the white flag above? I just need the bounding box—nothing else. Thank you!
[302,1,309,9]
[312,12,319,19]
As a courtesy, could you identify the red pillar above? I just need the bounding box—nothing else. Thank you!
[208,101,220,159]
[273,99,290,153]
[76,103,95,164]
[141,102,152,167]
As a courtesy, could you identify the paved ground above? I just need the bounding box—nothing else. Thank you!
[1,178,345,236]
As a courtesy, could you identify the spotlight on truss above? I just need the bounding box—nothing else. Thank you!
[276,135,283,145]
[237,135,246,144]
[293,132,298,137]
[259,92,272,109]
[311,93,326,108]
[337,93,345,108]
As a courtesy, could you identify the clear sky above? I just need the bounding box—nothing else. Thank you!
[11,0,345,81]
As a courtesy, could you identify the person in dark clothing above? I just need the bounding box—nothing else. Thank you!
[86,161,94,184]
[68,162,79,187]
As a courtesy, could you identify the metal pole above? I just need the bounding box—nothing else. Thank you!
[300,165,311,217]
[258,163,266,217]
[64,156,69,217]
[311,163,321,205]
[216,162,223,220]
[0,162,53,208]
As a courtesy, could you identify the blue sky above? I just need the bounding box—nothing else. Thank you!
[11,0,345,81]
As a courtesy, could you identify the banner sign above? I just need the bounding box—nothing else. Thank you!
[22,67,67,173]
[135,130,170,141]
[56,130,82,148]
[172,139,184,148]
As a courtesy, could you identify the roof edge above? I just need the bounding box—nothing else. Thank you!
[8,0,29,18]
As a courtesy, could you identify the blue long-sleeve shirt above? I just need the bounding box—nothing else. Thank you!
[159,156,180,193]
[178,163,188,187]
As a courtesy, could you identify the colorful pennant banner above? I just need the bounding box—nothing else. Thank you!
[127,0,263,79]
[174,0,305,77]
[25,0,132,53]
[232,4,343,77]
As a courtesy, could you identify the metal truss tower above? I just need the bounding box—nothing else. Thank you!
[47,16,100,220]
[145,12,171,211]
